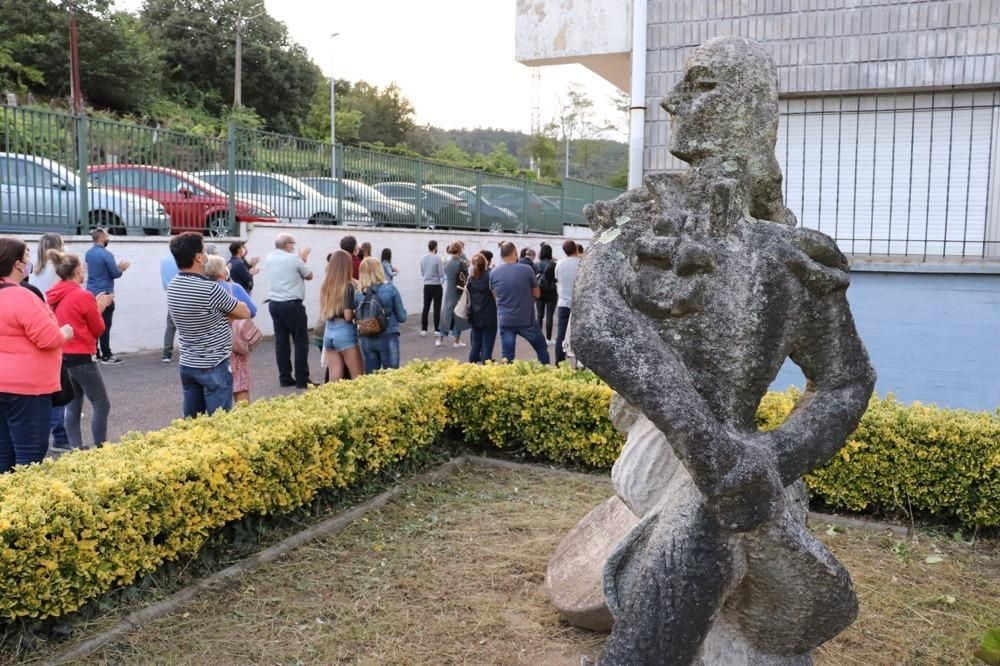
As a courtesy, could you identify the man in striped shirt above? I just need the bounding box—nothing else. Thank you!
[166,232,251,418]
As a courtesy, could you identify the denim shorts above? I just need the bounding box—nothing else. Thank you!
[324,319,358,352]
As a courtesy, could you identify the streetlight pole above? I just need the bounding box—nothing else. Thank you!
[329,32,340,180]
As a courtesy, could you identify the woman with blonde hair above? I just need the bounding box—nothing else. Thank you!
[356,256,407,371]
[204,255,257,403]
[29,233,65,297]
[320,249,364,381]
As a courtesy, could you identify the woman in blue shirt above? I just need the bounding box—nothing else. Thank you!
[355,257,407,372]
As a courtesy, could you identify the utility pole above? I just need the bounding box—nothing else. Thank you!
[234,15,243,107]
[329,32,340,180]
[234,6,265,108]
[68,9,83,114]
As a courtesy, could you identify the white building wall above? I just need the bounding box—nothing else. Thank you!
[39,225,592,354]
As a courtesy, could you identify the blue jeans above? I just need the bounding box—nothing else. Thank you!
[180,360,233,418]
[469,326,497,363]
[499,324,551,364]
[0,393,52,473]
[360,333,400,372]
[50,405,69,447]
[555,306,571,365]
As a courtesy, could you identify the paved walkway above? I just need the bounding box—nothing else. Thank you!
[71,319,555,445]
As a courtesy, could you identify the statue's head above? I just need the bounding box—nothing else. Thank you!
[662,37,779,166]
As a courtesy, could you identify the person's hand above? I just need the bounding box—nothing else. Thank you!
[249,265,260,276]
[249,256,260,267]
[118,260,130,271]
[60,324,74,341]
[298,246,311,261]
[95,292,114,313]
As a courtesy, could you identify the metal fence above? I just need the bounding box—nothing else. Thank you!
[776,89,1000,259]
[0,105,623,238]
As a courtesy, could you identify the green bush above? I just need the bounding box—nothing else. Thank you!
[0,361,995,622]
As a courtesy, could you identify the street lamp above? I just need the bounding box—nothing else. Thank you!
[329,32,340,180]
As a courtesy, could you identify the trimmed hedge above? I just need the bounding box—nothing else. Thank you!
[0,361,995,621]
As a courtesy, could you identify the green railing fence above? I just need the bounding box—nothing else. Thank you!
[0,105,623,237]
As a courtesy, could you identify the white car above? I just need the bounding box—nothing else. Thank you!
[195,170,373,226]
[0,153,170,235]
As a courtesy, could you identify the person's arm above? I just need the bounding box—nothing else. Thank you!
[297,258,314,281]
[104,251,124,280]
[18,294,65,350]
[81,293,108,339]
[529,268,541,300]
[211,283,250,321]
[392,286,407,323]
[231,283,257,318]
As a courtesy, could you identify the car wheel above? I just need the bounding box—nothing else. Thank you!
[84,211,124,235]
[371,211,387,226]
[205,213,230,237]
[308,212,337,225]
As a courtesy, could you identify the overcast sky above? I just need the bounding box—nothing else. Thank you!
[116,0,625,136]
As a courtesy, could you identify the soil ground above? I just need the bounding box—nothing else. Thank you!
[31,465,999,666]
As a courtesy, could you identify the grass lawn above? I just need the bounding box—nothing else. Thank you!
[26,465,1000,665]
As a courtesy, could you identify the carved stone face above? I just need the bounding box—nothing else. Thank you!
[662,37,779,166]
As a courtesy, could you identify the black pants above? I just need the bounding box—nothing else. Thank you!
[269,299,310,386]
[536,293,557,340]
[97,301,115,359]
[421,284,443,334]
[555,306,571,365]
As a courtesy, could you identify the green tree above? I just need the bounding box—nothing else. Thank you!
[139,0,322,133]
[301,78,363,144]
[339,81,415,147]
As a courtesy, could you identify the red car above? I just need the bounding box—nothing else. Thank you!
[87,165,277,236]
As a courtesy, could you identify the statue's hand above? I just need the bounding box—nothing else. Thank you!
[706,440,783,532]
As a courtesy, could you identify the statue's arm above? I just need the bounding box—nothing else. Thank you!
[764,292,876,485]
[572,232,781,530]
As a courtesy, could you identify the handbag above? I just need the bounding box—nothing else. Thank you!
[454,284,471,320]
[51,364,74,407]
[231,318,263,356]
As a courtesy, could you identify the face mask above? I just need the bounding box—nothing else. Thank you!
[22,259,32,275]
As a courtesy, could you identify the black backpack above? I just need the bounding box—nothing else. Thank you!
[355,288,389,337]
[456,260,469,289]
[536,260,553,292]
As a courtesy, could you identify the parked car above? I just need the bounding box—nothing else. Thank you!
[473,184,556,230]
[88,165,277,236]
[539,195,586,227]
[299,177,430,227]
[371,182,471,229]
[426,184,518,232]
[0,153,170,235]
[194,170,372,226]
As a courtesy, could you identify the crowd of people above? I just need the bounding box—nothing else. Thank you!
[0,228,583,473]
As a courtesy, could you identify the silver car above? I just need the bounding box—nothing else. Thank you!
[195,170,372,226]
[299,177,431,227]
[0,153,170,235]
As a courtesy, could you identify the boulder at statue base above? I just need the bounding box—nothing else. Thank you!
[545,496,640,633]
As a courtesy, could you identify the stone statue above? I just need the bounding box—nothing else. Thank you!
[567,36,877,664]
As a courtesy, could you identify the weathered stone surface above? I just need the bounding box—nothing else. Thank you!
[545,496,639,633]
[566,36,877,665]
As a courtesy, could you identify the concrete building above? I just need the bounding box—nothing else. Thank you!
[517,0,1000,410]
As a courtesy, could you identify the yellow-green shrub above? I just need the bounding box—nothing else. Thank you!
[759,390,1000,528]
[0,361,996,623]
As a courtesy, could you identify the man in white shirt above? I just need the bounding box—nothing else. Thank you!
[263,233,314,388]
[554,239,581,365]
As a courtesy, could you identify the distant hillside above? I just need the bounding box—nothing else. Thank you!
[407,126,627,187]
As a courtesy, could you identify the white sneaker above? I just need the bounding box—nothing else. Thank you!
[453,341,466,348]
[420,330,427,337]
[547,338,555,346]
[434,338,442,347]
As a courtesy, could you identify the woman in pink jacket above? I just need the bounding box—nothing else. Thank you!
[46,251,114,451]
[0,237,73,472]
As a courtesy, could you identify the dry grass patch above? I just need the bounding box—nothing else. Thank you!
[40,465,1000,665]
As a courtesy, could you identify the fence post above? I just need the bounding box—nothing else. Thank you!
[76,115,89,233]
[560,180,567,230]
[521,179,529,234]
[474,170,482,232]
[334,143,343,225]
[226,121,237,234]
[415,159,423,229]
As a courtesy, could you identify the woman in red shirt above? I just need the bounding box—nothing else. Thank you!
[46,251,114,451]
[0,237,72,471]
